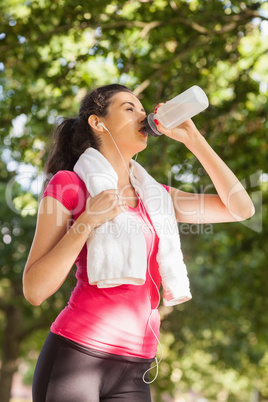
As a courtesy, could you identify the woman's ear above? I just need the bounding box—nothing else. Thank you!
[88,115,104,132]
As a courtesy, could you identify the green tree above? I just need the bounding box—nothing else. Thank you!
[1,0,267,400]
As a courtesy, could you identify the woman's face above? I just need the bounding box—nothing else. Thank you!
[100,91,148,155]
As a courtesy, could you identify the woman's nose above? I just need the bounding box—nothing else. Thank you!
[138,110,146,123]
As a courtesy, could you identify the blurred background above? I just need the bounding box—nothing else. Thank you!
[0,0,267,401]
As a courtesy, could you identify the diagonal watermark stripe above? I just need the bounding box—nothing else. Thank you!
[238,170,263,233]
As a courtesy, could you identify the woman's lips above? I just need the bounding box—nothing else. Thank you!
[139,127,148,137]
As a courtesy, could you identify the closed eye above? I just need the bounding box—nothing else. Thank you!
[120,101,146,113]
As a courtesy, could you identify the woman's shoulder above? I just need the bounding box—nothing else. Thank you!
[42,170,88,212]
[48,170,85,187]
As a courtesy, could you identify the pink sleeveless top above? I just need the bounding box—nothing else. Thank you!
[43,170,170,359]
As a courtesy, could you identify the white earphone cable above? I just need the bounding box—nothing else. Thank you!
[98,122,133,176]
[99,123,162,383]
[139,191,163,384]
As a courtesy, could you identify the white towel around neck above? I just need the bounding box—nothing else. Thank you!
[74,147,192,306]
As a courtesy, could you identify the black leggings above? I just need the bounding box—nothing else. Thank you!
[32,332,154,402]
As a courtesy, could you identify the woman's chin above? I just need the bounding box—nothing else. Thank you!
[138,140,148,151]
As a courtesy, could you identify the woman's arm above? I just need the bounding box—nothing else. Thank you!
[156,118,255,224]
[23,191,127,306]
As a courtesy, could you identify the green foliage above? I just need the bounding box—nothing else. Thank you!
[1,0,268,400]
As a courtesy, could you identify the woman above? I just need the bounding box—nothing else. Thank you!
[23,84,254,402]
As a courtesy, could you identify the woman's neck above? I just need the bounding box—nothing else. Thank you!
[100,148,133,188]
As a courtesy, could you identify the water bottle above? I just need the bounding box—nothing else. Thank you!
[142,86,209,137]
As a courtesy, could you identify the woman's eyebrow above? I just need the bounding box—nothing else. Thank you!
[120,101,145,113]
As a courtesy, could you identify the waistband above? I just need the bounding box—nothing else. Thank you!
[50,332,155,364]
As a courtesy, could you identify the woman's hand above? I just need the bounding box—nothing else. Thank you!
[23,190,128,306]
[84,189,128,228]
[154,103,202,146]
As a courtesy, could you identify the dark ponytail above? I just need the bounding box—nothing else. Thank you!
[44,84,132,181]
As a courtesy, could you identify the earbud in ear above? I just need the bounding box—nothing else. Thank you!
[97,122,109,132]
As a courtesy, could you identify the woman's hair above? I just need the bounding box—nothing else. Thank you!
[44,84,132,179]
